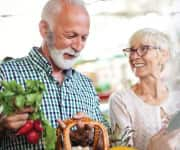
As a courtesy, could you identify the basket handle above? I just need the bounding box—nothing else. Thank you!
[56,117,109,150]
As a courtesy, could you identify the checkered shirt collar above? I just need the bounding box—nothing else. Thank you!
[28,47,73,78]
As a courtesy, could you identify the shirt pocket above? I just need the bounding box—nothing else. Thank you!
[68,88,96,115]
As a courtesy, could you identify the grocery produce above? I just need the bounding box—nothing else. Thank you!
[16,120,34,135]
[0,80,56,150]
[26,130,40,144]
[34,119,44,132]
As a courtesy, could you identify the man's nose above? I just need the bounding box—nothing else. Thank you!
[71,37,84,52]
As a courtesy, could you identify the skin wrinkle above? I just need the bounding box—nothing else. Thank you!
[40,2,90,73]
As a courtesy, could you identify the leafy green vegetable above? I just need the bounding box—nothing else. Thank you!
[26,93,37,106]
[43,119,57,150]
[15,95,25,109]
[0,105,3,113]
[0,80,56,150]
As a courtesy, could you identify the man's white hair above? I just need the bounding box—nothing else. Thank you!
[41,0,86,30]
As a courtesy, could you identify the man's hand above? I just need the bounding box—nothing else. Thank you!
[0,107,33,132]
[57,112,94,147]
[147,128,180,150]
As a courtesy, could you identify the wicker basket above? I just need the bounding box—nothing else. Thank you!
[56,117,109,150]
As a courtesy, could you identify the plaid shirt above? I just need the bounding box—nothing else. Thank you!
[0,47,108,150]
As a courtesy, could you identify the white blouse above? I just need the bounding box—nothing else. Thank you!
[109,89,180,150]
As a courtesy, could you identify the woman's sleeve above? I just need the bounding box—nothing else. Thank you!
[109,92,134,146]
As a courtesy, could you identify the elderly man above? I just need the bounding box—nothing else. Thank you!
[0,0,108,149]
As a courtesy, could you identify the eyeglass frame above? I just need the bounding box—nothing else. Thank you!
[123,45,160,57]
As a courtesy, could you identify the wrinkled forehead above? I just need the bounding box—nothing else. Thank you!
[57,4,90,25]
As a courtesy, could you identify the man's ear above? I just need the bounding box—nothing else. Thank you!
[39,20,49,39]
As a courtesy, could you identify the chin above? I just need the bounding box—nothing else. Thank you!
[135,72,148,78]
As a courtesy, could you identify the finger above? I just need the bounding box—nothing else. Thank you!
[76,120,85,135]
[157,128,167,136]
[0,114,7,123]
[57,119,66,129]
[0,114,7,129]
[0,113,4,118]
[6,113,29,122]
[76,121,94,136]
[73,112,88,119]
[3,114,28,130]
[77,120,84,128]
[16,107,34,114]
[6,120,27,131]
[151,128,167,141]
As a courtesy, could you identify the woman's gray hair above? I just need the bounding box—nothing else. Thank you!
[129,28,171,53]
[41,0,86,30]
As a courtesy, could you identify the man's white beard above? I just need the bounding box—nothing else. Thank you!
[49,48,80,70]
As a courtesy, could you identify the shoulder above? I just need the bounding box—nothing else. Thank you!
[163,90,180,115]
[109,89,133,106]
[1,56,30,71]
[170,90,180,107]
[167,90,180,105]
[0,56,31,79]
[170,90,180,97]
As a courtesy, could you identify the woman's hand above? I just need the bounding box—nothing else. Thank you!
[0,107,33,132]
[147,128,180,150]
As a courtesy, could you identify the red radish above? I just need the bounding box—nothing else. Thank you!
[16,120,33,135]
[34,120,44,132]
[26,130,40,144]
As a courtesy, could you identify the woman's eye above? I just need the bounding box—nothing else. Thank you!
[142,46,149,51]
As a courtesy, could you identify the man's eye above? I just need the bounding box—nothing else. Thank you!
[82,36,87,42]
[66,35,75,39]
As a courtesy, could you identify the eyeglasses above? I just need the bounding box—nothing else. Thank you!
[123,45,160,57]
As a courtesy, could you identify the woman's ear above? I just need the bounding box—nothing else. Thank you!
[160,49,170,64]
[39,20,49,39]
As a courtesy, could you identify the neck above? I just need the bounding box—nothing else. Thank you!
[133,76,168,105]
[141,78,162,97]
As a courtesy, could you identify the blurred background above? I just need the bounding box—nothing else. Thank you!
[0,0,180,107]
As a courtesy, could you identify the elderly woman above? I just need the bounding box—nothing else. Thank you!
[109,28,180,150]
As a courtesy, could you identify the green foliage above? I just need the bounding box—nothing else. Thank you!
[0,80,56,150]
[15,95,25,109]
[43,119,57,150]
[95,82,111,93]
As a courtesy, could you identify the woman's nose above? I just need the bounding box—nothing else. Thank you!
[130,50,141,59]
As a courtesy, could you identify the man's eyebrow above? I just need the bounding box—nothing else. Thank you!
[63,31,89,37]
[63,31,75,34]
